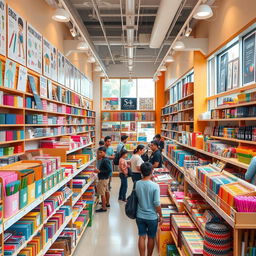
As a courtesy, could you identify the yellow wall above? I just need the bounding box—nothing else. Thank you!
[165,51,194,89]
[8,0,93,80]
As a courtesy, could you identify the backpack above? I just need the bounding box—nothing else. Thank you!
[125,182,138,219]
[113,145,124,165]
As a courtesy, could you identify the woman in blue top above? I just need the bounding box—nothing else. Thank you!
[135,162,162,256]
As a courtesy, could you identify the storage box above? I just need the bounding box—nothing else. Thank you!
[35,179,42,198]
[5,192,19,218]
[48,174,54,189]
[43,177,49,193]
[28,182,36,204]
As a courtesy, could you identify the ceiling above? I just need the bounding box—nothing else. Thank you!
[69,0,199,77]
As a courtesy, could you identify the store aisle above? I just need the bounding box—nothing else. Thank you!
[74,177,158,256]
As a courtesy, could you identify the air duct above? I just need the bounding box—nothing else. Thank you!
[149,0,182,48]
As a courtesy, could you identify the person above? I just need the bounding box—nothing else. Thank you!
[154,134,165,152]
[96,140,105,169]
[95,147,112,212]
[117,135,128,153]
[104,136,115,191]
[135,162,162,256]
[130,144,145,182]
[118,149,129,202]
[149,140,163,168]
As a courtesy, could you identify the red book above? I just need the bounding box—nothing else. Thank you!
[6,130,13,141]
[3,95,14,106]
[16,115,24,124]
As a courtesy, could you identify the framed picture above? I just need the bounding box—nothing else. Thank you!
[0,0,6,56]
[232,58,239,88]
[121,98,137,110]
[243,31,255,85]
[4,59,16,88]
[227,61,233,90]
[103,97,119,110]
[17,65,27,92]
[218,52,228,93]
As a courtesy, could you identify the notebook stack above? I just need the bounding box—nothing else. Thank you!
[18,234,43,256]
[181,231,204,256]
[3,94,23,107]
[0,130,25,141]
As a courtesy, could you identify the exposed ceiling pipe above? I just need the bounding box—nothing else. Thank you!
[119,0,127,62]
[125,0,135,72]
[91,0,115,64]
[149,0,182,48]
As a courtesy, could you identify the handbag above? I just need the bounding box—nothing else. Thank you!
[125,182,138,219]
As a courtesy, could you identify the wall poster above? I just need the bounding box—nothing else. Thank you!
[40,76,47,98]
[43,38,51,78]
[232,58,239,89]
[64,58,70,87]
[218,52,228,93]
[243,31,255,85]
[7,6,26,65]
[17,65,27,92]
[103,97,119,110]
[27,23,42,73]
[227,61,233,90]
[4,59,16,88]
[0,0,6,56]
[139,98,154,110]
[58,51,65,85]
[121,98,137,110]
[51,45,57,81]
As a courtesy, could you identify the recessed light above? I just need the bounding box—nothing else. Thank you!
[173,40,185,50]
[104,78,110,83]
[165,56,174,62]
[77,41,88,50]
[193,4,213,19]
[94,66,102,72]
[52,8,70,22]
[160,66,167,72]
[87,56,96,63]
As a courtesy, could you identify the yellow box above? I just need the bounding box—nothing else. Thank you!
[28,183,36,204]
[157,227,173,256]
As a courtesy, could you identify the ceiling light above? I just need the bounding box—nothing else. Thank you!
[70,27,77,37]
[165,56,174,62]
[128,66,133,71]
[77,41,88,50]
[173,40,185,50]
[128,78,133,85]
[87,56,96,63]
[104,78,110,83]
[160,66,167,72]
[193,4,213,19]
[52,8,70,22]
[99,72,105,77]
[157,72,162,76]
[184,26,192,37]
[94,66,102,72]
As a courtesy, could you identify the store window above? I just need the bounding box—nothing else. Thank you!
[121,79,137,98]
[137,79,155,110]
[102,79,120,110]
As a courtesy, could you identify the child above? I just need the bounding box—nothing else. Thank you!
[96,140,105,169]
[96,146,112,212]
[118,149,129,202]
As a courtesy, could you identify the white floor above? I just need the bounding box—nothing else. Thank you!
[74,177,158,256]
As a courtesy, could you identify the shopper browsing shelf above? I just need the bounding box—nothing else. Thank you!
[118,149,129,202]
[130,144,145,182]
[117,135,128,153]
[95,146,112,212]
[154,134,165,152]
[135,162,162,256]
[149,140,163,168]
[96,140,105,169]
[104,136,115,190]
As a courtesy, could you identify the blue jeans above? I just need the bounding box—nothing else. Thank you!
[136,218,158,238]
[119,173,128,200]
[132,172,142,183]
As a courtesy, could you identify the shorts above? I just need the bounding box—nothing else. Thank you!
[97,179,109,196]
[136,217,158,238]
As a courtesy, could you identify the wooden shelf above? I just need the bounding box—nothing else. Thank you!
[178,107,194,112]
[170,230,184,256]
[166,120,194,124]
[211,136,256,145]
[101,110,155,112]
[216,101,256,110]
[168,189,184,212]
[161,129,181,133]
[0,104,24,110]
[178,93,194,102]
[199,117,256,122]
[0,139,24,145]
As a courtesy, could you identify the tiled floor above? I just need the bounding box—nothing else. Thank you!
[74,177,159,256]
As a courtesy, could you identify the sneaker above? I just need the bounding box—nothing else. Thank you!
[106,204,110,208]
[96,208,107,213]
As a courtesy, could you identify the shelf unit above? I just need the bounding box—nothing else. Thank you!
[161,82,194,141]
[2,156,96,256]
[100,110,155,142]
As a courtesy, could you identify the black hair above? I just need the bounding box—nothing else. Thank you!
[120,149,128,157]
[121,135,128,141]
[151,140,159,147]
[18,17,23,28]
[155,134,161,139]
[140,162,153,177]
[104,136,111,142]
[133,144,145,154]
[99,140,104,146]
[98,146,106,152]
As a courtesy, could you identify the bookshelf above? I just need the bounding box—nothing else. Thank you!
[101,110,156,142]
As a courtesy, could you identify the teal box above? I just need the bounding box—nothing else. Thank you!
[166,245,179,256]
[35,179,42,198]
[19,187,28,209]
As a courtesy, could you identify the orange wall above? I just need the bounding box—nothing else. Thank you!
[8,0,93,80]
[165,51,194,89]
[195,0,256,55]
[155,73,165,133]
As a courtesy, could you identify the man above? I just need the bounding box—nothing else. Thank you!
[117,135,128,153]
[154,134,165,152]
[95,147,112,212]
[104,136,115,192]
[149,140,163,168]
[135,162,162,256]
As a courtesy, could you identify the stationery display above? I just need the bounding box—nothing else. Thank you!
[181,231,204,256]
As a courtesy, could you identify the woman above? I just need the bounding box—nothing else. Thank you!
[130,144,145,182]
[135,162,162,256]
[118,150,129,202]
